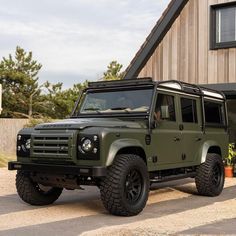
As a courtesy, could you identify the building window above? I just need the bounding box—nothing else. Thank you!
[211,3,236,49]
[180,98,198,123]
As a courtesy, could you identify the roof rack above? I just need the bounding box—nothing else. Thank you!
[158,80,225,100]
[88,78,225,100]
[88,77,154,89]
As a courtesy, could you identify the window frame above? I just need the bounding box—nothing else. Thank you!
[180,97,198,124]
[154,91,177,123]
[203,99,226,127]
[210,2,236,50]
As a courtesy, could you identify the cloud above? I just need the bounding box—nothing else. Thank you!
[0,0,170,88]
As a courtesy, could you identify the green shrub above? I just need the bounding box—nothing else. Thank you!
[225,143,236,166]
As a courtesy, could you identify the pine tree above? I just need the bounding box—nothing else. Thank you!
[0,46,42,118]
[102,61,124,81]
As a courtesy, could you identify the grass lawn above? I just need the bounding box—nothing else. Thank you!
[0,153,16,167]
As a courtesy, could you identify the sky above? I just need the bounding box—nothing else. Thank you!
[0,0,169,88]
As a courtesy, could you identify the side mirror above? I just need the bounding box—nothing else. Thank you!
[161,106,170,120]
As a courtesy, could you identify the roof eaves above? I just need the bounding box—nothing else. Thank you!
[124,0,189,80]
[202,83,236,92]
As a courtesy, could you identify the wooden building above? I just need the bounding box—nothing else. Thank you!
[124,0,236,142]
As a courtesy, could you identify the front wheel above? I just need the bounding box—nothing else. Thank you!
[16,171,63,206]
[195,153,225,196]
[100,154,149,216]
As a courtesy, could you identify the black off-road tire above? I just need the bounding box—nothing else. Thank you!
[16,171,63,206]
[195,153,225,197]
[100,154,149,216]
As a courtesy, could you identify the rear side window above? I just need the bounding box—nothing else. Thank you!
[204,101,224,124]
[181,98,198,123]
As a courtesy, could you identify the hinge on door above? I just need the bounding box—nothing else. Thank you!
[145,134,151,145]
[152,156,158,163]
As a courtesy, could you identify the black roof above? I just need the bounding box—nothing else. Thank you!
[87,78,154,89]
[87,78,226,100]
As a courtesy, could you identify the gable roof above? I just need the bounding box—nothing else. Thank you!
[124,0,189,80]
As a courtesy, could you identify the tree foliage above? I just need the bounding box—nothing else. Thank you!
[0,46,42,118]
[0,47,123,119]
[102,61,124,81]
[41,81,88,119]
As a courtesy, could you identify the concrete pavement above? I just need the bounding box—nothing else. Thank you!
[0,168,236,235]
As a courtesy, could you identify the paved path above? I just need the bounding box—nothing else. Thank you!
[0,168,236,235]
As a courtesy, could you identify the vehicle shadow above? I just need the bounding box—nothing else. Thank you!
[0,183,235,236]
[0,186,100,216]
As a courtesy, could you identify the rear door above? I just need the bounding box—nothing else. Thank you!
[178,95,203,164]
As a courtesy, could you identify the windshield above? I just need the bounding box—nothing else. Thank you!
[78,88,153,115]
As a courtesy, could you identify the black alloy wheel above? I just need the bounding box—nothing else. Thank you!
[125,169,143,204]
[212,164,221,187]
[100,154,149,216]
[195,153,225,197]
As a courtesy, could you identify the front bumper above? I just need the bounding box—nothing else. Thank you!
[8,161,107,177]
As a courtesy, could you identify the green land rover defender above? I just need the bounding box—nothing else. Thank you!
[9,79,228,216]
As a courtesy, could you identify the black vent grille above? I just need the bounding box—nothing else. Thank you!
[32,134,72,159]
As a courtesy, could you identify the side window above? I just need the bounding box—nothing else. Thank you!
[154,93,176,122]
[181,98,198,123]
[204,100,224,124]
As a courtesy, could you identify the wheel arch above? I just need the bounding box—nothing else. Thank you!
[200,140,222,163]
[105,139,146,166]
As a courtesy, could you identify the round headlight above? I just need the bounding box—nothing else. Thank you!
[82,139,93,152]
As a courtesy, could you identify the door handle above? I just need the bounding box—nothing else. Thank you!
[179,124,184,131]
[174,137,180,142]
[195,137,202,142]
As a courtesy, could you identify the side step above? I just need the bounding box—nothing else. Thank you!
[150,172,196,183]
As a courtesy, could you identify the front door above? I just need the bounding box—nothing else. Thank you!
[151,91,182,167]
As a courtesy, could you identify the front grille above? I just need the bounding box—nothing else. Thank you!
[31,134,72,159]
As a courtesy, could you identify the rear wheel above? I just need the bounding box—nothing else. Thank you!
[195,153,225,196]
[100,154,149,216]
[16,171,63,205]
